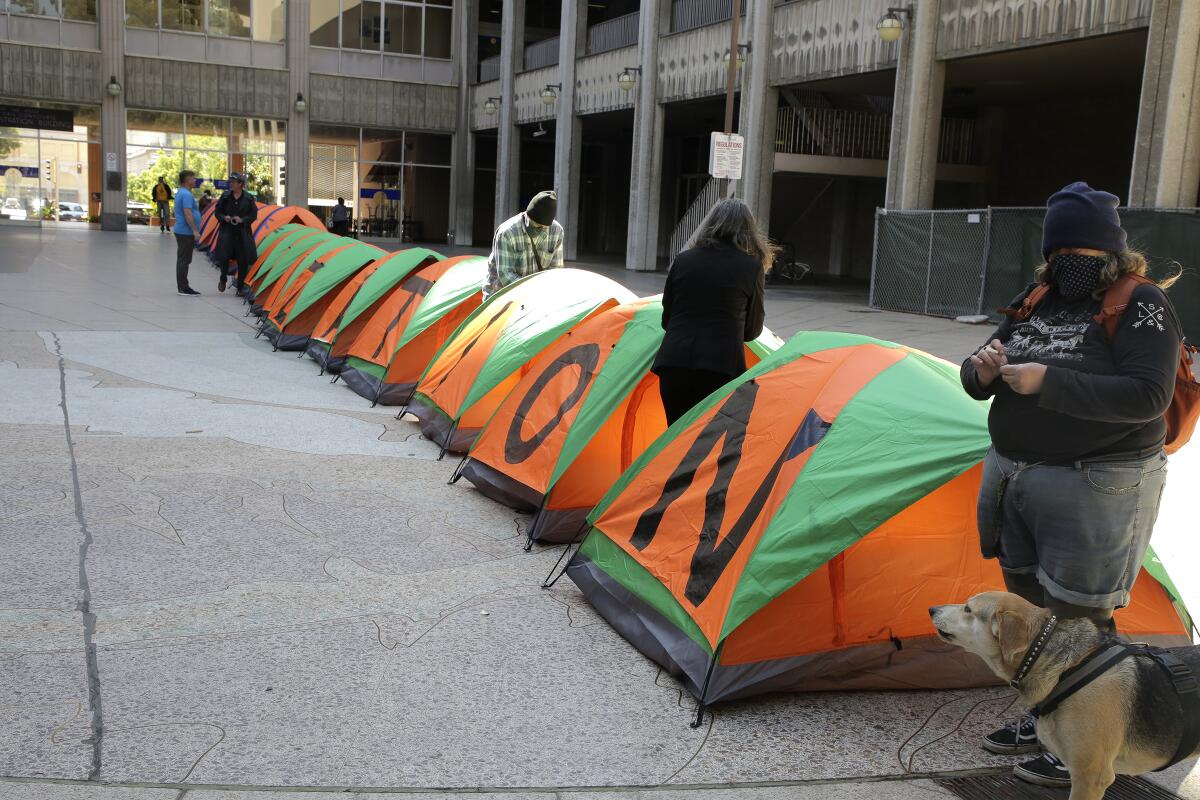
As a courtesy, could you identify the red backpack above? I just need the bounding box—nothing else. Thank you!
[1003,273,1199,454]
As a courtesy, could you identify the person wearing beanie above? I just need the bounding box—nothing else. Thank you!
[959,181,1182,791]
[485,190,565,298]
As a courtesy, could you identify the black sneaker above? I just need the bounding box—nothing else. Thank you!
[1014,752,1071,788]
[218,274,227,293]
[177,287,201,296]
[983,714,1041,755]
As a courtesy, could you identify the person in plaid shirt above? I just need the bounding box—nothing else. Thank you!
[485,190,565,298]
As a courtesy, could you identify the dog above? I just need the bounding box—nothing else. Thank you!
[929,591,1200,800]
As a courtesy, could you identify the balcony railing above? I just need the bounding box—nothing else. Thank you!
[523,36,560,71]
[670,0,745,34]
[479,54,501,83]
[586,11,639,54]
[775,107,979,166]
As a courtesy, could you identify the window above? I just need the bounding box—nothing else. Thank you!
[161,0,203,31]
[208,0,251,37]
[7,0,60,16]
[63,0,97,20]
[312,0,453,57]
[122,0,284,38]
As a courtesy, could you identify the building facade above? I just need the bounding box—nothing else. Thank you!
[2,0,1198,276]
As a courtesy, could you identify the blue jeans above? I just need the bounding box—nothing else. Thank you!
[977,446,1168,611]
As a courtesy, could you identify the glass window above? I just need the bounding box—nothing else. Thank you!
[209,0,251,37]
[425,6,451,59]
[362,1,385,50]
[8,0,60,16]
[384,2,421,56]
[62,0,96,20]
[126,0,157,27]
[340,0,363,49]
[186,115,230,151]
[127,110,186,149]
[251,0,285,42]
[360,129,404,163]
[233,118,286,156]
[311,0,341,46]
[162,0,203,32]
[404,132,451,166]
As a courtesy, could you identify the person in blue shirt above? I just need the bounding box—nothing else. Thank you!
[172,170,202,296]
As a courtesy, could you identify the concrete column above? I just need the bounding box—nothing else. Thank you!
[884,0,944,210]
[284,0,311,207]
[827,179,853,278]
[553,0,586,260]
[1129,0,1200,207]
[494,0,526,227]
[98,0,126,232]
[625,0,669,271]
[451,0,478,244]
[737,0,776,226]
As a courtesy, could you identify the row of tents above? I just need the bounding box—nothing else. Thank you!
[199,203,1193,714]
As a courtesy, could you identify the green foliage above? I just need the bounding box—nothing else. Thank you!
[0,127,20,161]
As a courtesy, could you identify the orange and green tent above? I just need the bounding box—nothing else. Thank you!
[459,297,782,544]
[251,204,324,242]
[335,256,488,404]
[566,331,1191,709]
[246,224,311,284]
[305,255,400,373]
[261,240,388,350]
[245,226,326,298]
[338,255,486,404]
[408,268,637,456]
[248,230,344,313]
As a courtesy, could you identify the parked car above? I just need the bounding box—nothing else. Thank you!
[126,201,151,225]
[1,198,27,221]
[58,202,87,222]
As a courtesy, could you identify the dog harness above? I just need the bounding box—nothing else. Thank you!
[1011,616,1200,770]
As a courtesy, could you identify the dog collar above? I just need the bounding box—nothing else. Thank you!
[1009,614,1058,690]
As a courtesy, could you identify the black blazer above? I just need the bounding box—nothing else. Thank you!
[652,241,766,378]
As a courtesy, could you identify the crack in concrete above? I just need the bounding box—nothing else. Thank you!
[51,331,104,780]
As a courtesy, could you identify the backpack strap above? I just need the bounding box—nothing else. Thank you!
[999,283,1051,322]
[1095,273,1156,338]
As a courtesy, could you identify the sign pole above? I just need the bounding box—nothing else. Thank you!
[720,0,740,197]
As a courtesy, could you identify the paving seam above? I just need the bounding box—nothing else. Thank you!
[51,330,105,780]
[0,766,1013,794]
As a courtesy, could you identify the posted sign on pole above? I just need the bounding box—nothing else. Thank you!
[708,132,744,180]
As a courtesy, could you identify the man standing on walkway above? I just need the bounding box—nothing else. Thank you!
[330,197,352,236]
[172,170,201,296]
[484,190,564,299]
[214,172,258,295]
[152,176,173,234]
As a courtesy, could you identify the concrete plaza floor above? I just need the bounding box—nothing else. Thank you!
[0,224,1196,799]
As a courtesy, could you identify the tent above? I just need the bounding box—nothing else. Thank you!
[252,233,352,319]
[246,229,342,311]
[199,203,322,256]
[458,297,783,543]
[305,255,398,373]
[336,255,488,403]
[244,224,311,285]
[261,240,388,350]
[565,331,1191,709]
[338,255,488,404]
[408,269,637,455]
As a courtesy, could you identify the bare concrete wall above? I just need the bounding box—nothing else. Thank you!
[125,56,289,119]
[936,0,1152,58]
[311,74,457,131]
[771,0,901,87]
[0,43,103,106]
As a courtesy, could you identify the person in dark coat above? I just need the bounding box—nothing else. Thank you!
[652,197,772,425]
[214,172,258,295]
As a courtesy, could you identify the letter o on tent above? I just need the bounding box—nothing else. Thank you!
[504,343,602,464]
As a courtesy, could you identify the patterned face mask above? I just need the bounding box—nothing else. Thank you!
[1049,253,1107,300]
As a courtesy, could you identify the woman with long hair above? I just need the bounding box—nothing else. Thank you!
[960,182,1183,791]
[652,197,775,425]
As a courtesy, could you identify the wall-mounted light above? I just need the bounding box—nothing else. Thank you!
[105,75,122,97]
[540,84,562,106]
[722,43,750,71]
[294,93,307,113]
[616,66,641,92]
[483,96,501,115]
[876,6,912,42]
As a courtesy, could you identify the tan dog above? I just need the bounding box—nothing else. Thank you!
[929,591,1200,800]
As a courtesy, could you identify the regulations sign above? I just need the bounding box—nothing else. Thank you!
[708,132,744,180]
[0,104,74,132]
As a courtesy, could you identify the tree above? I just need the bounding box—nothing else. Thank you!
[0,127,20,161]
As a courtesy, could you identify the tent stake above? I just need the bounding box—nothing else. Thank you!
[330,374,341,384]
[691,644,723,729]
[395,404,409,421]
[447,455,469,485]
[540,521,591,588]
[523,498,548,552]
[437,424,456,461]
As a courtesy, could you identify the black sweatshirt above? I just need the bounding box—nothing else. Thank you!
[960,281,1180,464]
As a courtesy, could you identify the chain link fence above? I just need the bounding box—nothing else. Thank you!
[871,207,1200,339]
